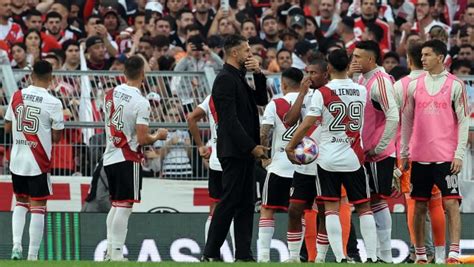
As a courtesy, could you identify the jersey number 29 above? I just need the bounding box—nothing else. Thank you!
[328,101,363,132]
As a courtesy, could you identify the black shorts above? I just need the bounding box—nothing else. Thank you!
[12,173,52,200]
[289,172,316,206]
[262,172,292,211]
[104,161,143,203]
[365,157,395,198]
[410,162,462,201]
[316,165,370,204]
[208,169,223,202]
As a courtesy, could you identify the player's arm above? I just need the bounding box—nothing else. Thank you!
[392,80,404,111]
[451,80,470,174]
[260,124,273,148]
[261,101,276,148]
[186,106,210,159]
[4,97,13,133]
[400,81,416,169]
[4,120,11,133]
[51,102,65,143]
[283,76,312,126]
[136,101,167,146]
[371,77,400,155]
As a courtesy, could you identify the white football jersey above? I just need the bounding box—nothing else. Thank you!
[103,84,151,166]
[295,89,320,176]
[261,92,298,178]
[198,95,221,171]
[306,79,367,172]
[5,86,64,176]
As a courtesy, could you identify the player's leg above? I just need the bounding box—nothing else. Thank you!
[410,162,434,263]
[433,163,461,263]
[339,194,351,257]
[104,163,117,260]
[11,173,30,260]
[206,169,222,244]
[303,208,317,262]
[258,172,275,262]
[428,190,446,263]
[27,173,52,261]
[315,202,329,263]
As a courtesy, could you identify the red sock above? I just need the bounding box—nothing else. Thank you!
[304,210,318,262]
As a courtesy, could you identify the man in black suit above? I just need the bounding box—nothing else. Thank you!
[202,34,269,262]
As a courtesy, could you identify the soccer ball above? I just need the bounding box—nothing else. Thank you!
[294,136,319,164]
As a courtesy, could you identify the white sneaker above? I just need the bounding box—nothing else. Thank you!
[285,257,301,263]
[11,247,22,260]
[104,253,111,262]
[27,254,38,261]
[111,257,129,262]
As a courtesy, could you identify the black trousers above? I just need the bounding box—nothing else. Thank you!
[204,157,256,259]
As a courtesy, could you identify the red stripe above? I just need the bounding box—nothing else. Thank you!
[105,90,142,162]
[262,204,288,211]
[274,98,292,128]
[16,202,30,209]
[319,86,365,164]
[11,91,51,173]
[377,76,389,110]
[289,199,307,204]
[209,96,218,123]
[359,210,373,216]
[110,199,140,203]
[350,198,370,205]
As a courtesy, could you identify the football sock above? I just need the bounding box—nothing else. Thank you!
[325,211,345,262]
[316,233,329,262]
[372,202,393,263]
[429,195,446,263]
[304,210,317,262]
[359,210,378,261]
[28,206,46,260]
[106,206,117,257]
[111,206,132,260]
[287,231,303,260]
[340,201,351,256]
[12,202,29,250]
[416,246,428,262]
[449,243,460,259]
[257,218,274,262]
[229,219,236,255]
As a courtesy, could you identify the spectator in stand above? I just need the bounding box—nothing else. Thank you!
[24,9,42,32]
[382,51,401,73]
[354,0,391,51]
[85,36,114,70]
[403,0,450,40]
[170,8,194,50]
[207,8,240,38]
[464,4,474,28]
[337,16,359,55]
[21,9,62,54]
[241,19,258,39]
[50,1,81,40]
[152,35,170,59]
[458,44,473,62]
[9,0,28,28]
[61,40,80,71]
[45,12,69,44]
[194,0,214,38]
[102,7,122,40]
[451,59,472,75]
[249,36,266,57]
[11,43,29,69]
[389,65,410,81]
[156,17,172,37]
[277,48,293,71]
[44,53,61,70]
[390,0,415,27]
[174,34,224,72]
[290,14,306,40]
[0,0,23,46]
[261,15,280,49]
[365,23,390,54]
[133,11,146,32]
[83,15,118,58]
[137,36,154,61]
[280,29,299,52]
[315,0,341,39]
[23,29,42,64]
[166,0,185,28]
[292,40,315,69]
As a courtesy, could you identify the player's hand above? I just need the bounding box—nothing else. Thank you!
[285,146,301,165]
[348,61,362,77]
[198,145,211,159]
[245,57,261,73]
[299,76,312,95]
[155,128,168,141]
[451,158,463,175]
[251,145,269,159]
[400,158,409,172]
[367,148,377,156]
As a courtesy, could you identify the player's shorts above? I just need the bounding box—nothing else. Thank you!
[104,161,143,203]
[365,157,396,198]
[262,172,292,211]
[397,159,441,195]
[12,173,52,200]
[316,165,370,204]
[410,162,462,201]
[290,172,316,207]
[208,169,223,202]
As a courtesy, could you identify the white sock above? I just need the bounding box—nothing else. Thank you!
[435,246,446,264]
[106,206,117,257]
[325,211,345,262]
[111,206,132,260]
[372,203,392,263]
[205,215,212,244]
[416,246,428,262]
[257,218,274,262]
[448,243,460,259]
[12,202,29,249]
[287,231,303,260]
[229,219,236,256]
[316,233,329,262]
[359,211,378,262]
[28,206,46,260]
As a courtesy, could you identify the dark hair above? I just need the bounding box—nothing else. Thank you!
[241,18,256,29]
[134,11,146,19]
[32,60,53,80]
[282,67,304,86]
[223,34,247,54]
[355,40,381,64]
[407,42,423,69]
[87,14,102,24]
[26,9,42,19]
[62,39,79,51]
[139,36,153,45]
[367,23,384,42]
[389,66,410,81]
[153,35,170,48]
[277,48,291,57]
[450,59,471,72]
[11,42,26,52]
[383,51,400,63]
[460,44,473,50]
[124,56,145,80]
[48,49,65,64]
[421,39,448,59]
[185,24,200,33]
[468,3,474,9]
[308,58,328,72]
[328,49,350,71]
[262,15,277,24]
[23,29,43,50]
[158,55,175,70]
[46,11,62,21]
[177,8,192,20]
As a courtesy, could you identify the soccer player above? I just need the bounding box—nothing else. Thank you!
[256,67,302,262]
[350,40,399,263]
[286,49,378,263]
[187,95,235,252]
[394,41,446,264]
[282,59,328,263]
[6,60,64,261]
[103,56,168,261]
[401,39,468,264]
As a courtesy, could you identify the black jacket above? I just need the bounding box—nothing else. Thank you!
[212,63,268,159]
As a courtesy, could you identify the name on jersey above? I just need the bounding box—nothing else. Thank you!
[22,94,43,103]
[114,91,132,102]
[331,136,355,144]
[15,139,38,148]
[331,89,360,96]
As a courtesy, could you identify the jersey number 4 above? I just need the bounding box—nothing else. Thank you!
[105,101,124,131]
[328,101,363,132]
[15,105,40,134]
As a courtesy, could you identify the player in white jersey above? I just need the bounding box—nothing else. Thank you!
[286,49,378,263]
[187,95,236,252]
[5,61,64,260]
[102,56,168,261]
[256,68,302,262]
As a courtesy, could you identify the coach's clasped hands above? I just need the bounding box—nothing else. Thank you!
[252,145,269,160]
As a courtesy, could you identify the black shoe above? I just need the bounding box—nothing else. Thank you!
[367,258,379,263]
[235,257,256,262]
[200,255,223,262]
[377,257,393,264]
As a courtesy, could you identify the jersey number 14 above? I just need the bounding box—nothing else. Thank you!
[105,101,124,131]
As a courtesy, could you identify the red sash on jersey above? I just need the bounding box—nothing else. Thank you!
[209,96,218,123]
[11,91,51,173]
[274,98,317,136]
[105,89,143,162]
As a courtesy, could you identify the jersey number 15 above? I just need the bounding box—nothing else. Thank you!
[15,105,40,134]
